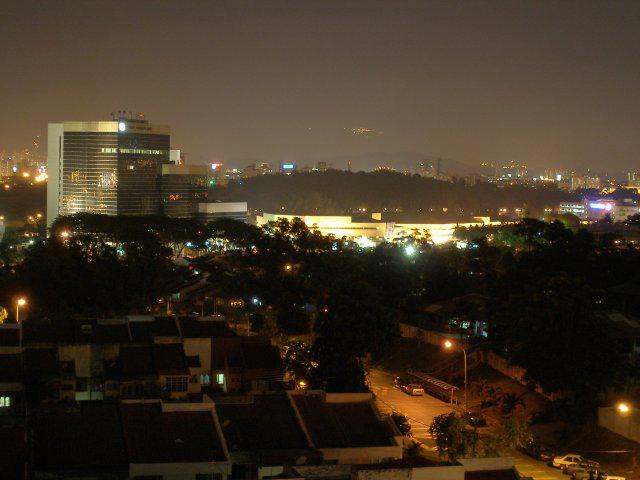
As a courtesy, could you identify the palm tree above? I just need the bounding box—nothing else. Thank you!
[500,392,525,414]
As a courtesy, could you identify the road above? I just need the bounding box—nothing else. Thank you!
[368,369,452,446]
[368,368,565,480]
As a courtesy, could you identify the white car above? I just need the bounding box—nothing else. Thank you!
[552,454,584,470]
[572,470,625,480]
[402,384,425,396]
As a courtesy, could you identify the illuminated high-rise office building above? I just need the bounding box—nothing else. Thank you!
[47,115,171,226]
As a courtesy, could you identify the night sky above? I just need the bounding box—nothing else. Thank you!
[1,0,640,172]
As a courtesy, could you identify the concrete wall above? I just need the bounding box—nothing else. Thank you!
[354,457,515,480]
[399,323,456,346]
[325,392,373,403]
[58,344,91,377]
[458,456,515,470]
[320,445,403,465]
[183,337,212,371]
[46,123,63,228]
[599,406,640,443]
[130,461,230,479]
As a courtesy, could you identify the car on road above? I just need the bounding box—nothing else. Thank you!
[394,377,425,396]
[565,460,600,476]
[462,411,487,427]
[402,383,425,396]
[553,454,584,470]
[521,441,554,462]
[572,468,625,480]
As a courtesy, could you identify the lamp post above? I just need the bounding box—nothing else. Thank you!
[16,298,26,324]
[444,339,468,412]
[16,298,26,351]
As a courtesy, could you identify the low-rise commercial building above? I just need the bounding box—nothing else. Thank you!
[256,212,499,245]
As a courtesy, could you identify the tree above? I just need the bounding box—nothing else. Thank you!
[499,416,532,450]
[391,412,412,436]
[500,393,525,415]
[428,412,477,462]
[489,276,621,404]
[281,341,317,386]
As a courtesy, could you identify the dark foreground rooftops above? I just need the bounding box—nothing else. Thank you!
[217,393,310,452]
[291,393,396,449]
[119,402,227,463]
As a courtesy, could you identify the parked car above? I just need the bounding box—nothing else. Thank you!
[572,469,625,480]
[402,383,425,396]
[565,461,600,476]
[393,376,409,389]
[521,441,554,461]
[462,411,487,427]
[553,454,584,470]
[394,376,424,395]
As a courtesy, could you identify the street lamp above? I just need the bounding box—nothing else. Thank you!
[443,339,468,413]
[16,298,26,324]
[617,402,630,414]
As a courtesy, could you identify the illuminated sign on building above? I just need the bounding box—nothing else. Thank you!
[282,163,295,170]
[589,202,613,211]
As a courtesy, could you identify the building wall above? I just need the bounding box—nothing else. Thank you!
[599,406,640,443]
[183,338,212,372]
[129,461,230,480]
[46,123,64,227]
[48,119,171,223]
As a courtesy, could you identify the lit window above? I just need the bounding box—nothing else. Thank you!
[216,373,225,385]
[0,396,11,407]
[200,374,211,385]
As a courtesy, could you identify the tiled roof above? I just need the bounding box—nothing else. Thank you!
[119,402,226,463]
[292,394,395,449]
[0,327,19,347]
[465,470,517,480]
[152,343,188,374]
[217,393,310,452]
[129,316,179,342]
[179,316,236,338]
[0,424,26,480]
[23,320,130,345]
[32,403,128,473]
[24,348,59,377]
[0,354,22,383]
[118,346,155,378]
[241,341,283,371]
[187,355,201,368]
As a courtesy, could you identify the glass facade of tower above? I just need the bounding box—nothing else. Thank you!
[117,125,171,215]
[58,119,170,217]
[161,164,211,218]
[60,131,119,216]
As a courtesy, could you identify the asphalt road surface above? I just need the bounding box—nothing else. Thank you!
[368,368,565,480]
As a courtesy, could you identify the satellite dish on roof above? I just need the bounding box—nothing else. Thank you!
[295,455,307,465]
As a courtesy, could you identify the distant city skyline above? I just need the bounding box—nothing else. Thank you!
[2,1,640,171]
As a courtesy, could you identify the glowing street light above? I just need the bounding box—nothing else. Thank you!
[16,298,26,324]
[618,403,630,414]
[443,339,468,412]
[405,245,416,256]
[284,264,292,272]
[59,230,70,239]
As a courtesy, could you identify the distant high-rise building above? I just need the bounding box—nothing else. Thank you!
[161,164,212,218]
[47,116,171,227]
[570,175,601,191]
[497,161,528,181]
[628,171,640,187]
